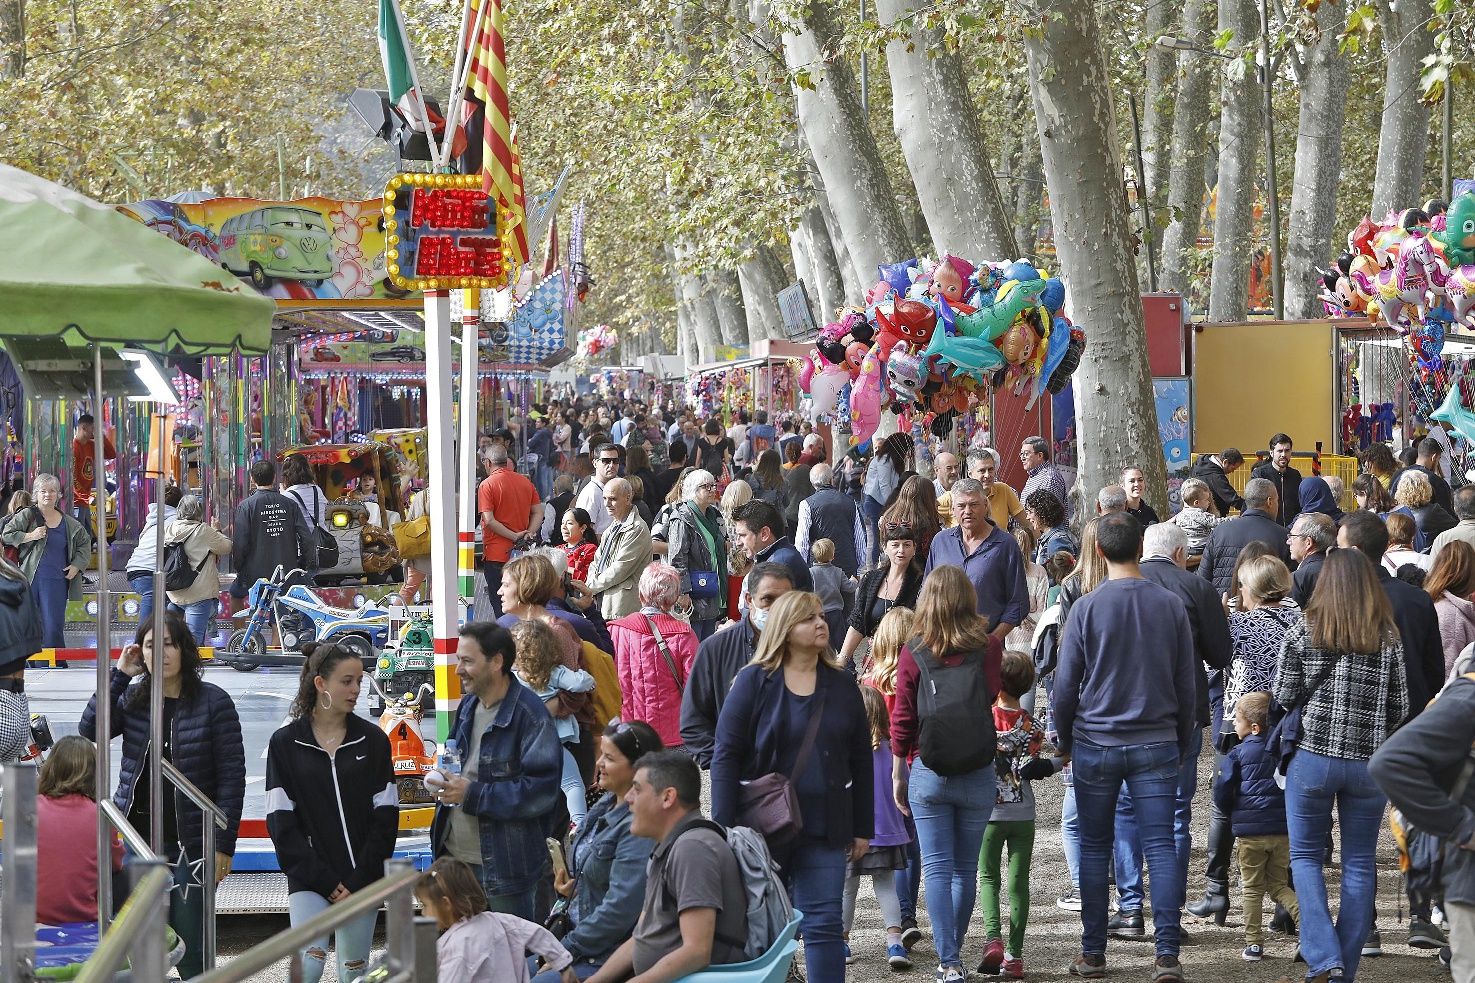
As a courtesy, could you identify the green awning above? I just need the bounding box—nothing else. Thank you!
[0,163,274,356]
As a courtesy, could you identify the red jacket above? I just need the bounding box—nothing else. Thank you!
[890,636,1003,763]
[608,612,699,748]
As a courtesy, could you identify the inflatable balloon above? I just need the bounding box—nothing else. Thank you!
[1433,193,1475,268]
[929,255,977,313]
[849,346,883,445]
[877,260,919,296]
[885,342,930,412]
[844,341,870,378]
[875,299,937,356]
[1040,278,1065,316]
[924,325,1006,382]
[808,361,846,420]
[955,278,1046,340]
[1003,260,1040,284]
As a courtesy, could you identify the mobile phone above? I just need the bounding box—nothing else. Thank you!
[547,837,568,879]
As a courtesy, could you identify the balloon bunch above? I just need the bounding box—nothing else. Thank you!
[796,255,1086,443]
[1320,194,1475,436]
[577,323,618,360]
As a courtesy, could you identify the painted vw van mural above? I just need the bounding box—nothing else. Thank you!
[218,206,334,288]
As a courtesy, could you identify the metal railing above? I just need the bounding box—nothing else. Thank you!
[194,859,439,983]
[2,762,38,981]
[162,757,229,971]
[74,862,171,983]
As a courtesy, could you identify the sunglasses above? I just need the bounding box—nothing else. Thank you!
[598,458,620,465]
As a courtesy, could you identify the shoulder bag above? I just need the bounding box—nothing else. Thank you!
[683,504,720,600]
[1266,645,1345,780]
[289,488,340,569]
[737,684,827,845]
[643,614,686,693]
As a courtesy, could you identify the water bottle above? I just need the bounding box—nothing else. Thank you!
[439,740,462,777]
[426,740,461,794]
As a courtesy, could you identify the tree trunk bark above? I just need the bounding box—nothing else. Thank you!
[1141,0,1176,266]
[1284,0,1349,318]
[874,0,1015,258]
[1160,0,1216,297]
[1014,109,1045,261]
[797,205,846,322]
[1370,0,1432,216]
[1207,0,1259,321]
[739,245,791,341]
[816,191,864,300]
[0,0,22,79]
[707,269,749,347]
[674,246,722,364]
[1022,0,1166,511]
[778,0,912,287]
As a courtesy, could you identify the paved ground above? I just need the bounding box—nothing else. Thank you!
[32,667,1449,981]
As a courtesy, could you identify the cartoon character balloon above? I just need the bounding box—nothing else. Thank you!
[849,345,883,445]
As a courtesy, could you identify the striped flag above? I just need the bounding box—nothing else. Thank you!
[464,0,527,268]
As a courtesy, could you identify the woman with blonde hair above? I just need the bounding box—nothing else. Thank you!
[863,606,916,708]
[1276,538,1408,983]
[1394,468,1456,548]
[1192,553,1304,922]
[712,590,871,982]
[890,565,1002,980]
[720,478,754,620]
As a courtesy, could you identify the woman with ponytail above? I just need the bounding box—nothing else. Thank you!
[265,642,398,983]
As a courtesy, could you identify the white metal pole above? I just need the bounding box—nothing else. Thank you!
[424,291,460,740]
[434,0,479,169]
[458,289,480,609]
[93,346,113,932]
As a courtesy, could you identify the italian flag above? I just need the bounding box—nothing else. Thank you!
[378,0,435,132]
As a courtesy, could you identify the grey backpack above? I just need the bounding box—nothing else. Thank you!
[670,819,794,960]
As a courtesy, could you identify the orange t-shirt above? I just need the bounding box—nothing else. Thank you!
[477,466,540,563]
[72,434,116,504]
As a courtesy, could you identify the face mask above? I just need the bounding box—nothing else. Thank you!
[749,606,769,632]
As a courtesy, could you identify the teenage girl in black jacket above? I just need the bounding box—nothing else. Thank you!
[265,642,398,983]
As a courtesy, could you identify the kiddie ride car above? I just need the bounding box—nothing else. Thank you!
[367,675,437,804]
[369,611,435,717]
[219,565,389,672]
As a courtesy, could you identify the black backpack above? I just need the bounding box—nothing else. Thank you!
[162,528,211,591]
[910,638,997,776]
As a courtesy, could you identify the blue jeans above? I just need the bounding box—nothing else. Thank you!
[908,759,996,968]
[895,813,921,924]
[692,617,718,642]
[781,842,848,982]
[475,872,537,921]
[1072,737,1185,958]
[128,571,156,627]
[168,599,218,646]
[1061,768,1080,888]
[288,891,378,983]
[1113,728,1202,911]
[1285,750,1386,981]
[863,496,884,566]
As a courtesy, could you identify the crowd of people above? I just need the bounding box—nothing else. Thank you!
[26,393,1475,983]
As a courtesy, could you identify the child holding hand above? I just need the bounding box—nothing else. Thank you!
[1212,691,1299,961]
[978,651,1061,979]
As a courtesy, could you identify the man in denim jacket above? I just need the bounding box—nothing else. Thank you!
[430,621,562,919]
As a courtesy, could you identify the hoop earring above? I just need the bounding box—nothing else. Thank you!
[320,693,331,711]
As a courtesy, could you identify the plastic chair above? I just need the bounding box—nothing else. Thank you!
[674,910,804,983]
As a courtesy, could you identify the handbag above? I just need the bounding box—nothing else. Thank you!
[644,615,686,693]
[689,569,719,599]
[392,513,431,559]
[288,488,340,569]
[543,897,574,939]
[1266,652,1344,779]
[737,687,827,845]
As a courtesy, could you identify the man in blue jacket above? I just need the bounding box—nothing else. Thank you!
[1054,513,1197,982]
[430,620,562,920]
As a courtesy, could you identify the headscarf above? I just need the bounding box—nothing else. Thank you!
[1295,475,1343,523]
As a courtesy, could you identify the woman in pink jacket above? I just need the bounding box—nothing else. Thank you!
[608,563,698,748]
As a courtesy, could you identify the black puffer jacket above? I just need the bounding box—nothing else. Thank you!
[1190,455,1244,517]
[1196,509,1292,597]
[80,668,246,856]
[0,570,42,674]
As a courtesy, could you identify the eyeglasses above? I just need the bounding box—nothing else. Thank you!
[598,458,620,465]
[696,482,716,491]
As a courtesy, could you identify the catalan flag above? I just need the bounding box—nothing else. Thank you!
[463,0,527,268]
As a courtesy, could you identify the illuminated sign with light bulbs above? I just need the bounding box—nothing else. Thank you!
[382,173,509,292]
